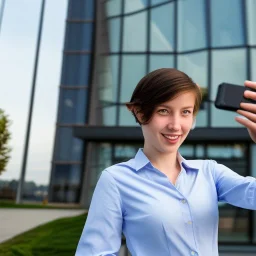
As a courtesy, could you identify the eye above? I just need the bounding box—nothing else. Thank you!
[157,109,169,115]
[182,109,192,115]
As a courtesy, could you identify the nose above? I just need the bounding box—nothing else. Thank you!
[167,114,181,131]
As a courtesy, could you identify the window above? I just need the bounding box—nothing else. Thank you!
[149,54,174,72]
[61,54,91,85]
[124,0,148,14]
[68,0,94,20]
[211,0,245,47]
[59,89,87,124]
[108,18,121,52]
[211,49,246,127]
[54,127,83,161]
[120,55,147,102]
[247,0,256,45]
[150,2,174,51]
[106,0,122,17]
[123,11,147,51]
[177,0,206,51]
[65,23,92,51]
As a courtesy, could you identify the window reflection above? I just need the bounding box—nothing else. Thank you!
[119,106,139,126]
[106,0,122,17]
[98,55,119,103]
[211,0,245,47]
[120,55,146,102]
[68,0,94,20]
[52,164,82,203]
[247,0,256,45]
[61,55,91,85]
[107,18,121,52]
[124,0,148,14]
[151,0,168,6]
[55,127,83,161]
[65,23,92,51]
[123,11,147,51]
[177,0,206,51]
[177,52,207,87]
[59,89,87,124]
[149,55,174,72]
[211,49,246,127]
[150,3,174,51]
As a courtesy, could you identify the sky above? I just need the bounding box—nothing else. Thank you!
[0,0,68,185]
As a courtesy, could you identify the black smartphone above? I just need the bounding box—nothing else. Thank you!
[214,82,256,112]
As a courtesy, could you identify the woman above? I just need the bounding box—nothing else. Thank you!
[75,68,256,256]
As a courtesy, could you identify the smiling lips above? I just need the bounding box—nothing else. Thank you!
[162,134,181,144]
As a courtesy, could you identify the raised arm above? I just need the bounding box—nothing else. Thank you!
[212,160,256,210]
[75,171,123,256]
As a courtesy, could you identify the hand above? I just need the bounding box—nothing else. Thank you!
[235,80,256,143]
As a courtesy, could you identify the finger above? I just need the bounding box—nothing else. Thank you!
[244,80,256,90]
[240,102,256,113]
[237,109,256,123]
[244,90,256,101]
[235,116,256,131]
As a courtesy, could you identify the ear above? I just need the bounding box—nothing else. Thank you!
[126,103,144,124]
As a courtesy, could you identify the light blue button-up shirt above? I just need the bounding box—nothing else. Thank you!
[76,149,256,256]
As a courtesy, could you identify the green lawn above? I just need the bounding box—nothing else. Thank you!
[0,200,83,209]
[0,213,87,256]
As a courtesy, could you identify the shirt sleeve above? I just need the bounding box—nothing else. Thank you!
[75,170,123,256]
[212,160,256,210]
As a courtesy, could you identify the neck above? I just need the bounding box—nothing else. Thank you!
[143,147,180,173]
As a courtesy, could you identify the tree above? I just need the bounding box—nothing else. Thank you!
[0,109,11,175]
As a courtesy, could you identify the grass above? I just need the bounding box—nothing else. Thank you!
[0,213,88,256]
[0,200,83,209]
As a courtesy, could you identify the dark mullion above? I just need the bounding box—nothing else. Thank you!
[146,0,151,73]
[242,0,253,244]
[242,0,251,80]
[116,0,125,125]
[101,45,249,56]
[206,0,212,127]
[173,0,178,68]
[106,0,176,19]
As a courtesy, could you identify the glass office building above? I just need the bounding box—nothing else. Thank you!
[49,0,256,251]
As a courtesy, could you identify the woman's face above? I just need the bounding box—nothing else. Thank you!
[141,91,196,156]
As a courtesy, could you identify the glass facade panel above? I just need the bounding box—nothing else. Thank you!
[119,106,138,126]
[177,52,207,87]
[106,0,122,17]
[247,0,256,45]
[252,145,256,243]
[120,55,147,102]
[123,11,147,51]
[150,2,174,51]
[98,55,119,104]
[61,54,90,85]
[124,0,148,14]
[101,106,117,126]
[65,23,92,51]
[51,164,82,203]
[252,49,256,81]
[151,0,168,5]
[211,49,247,127]
[68,0,94,20]
[177,0,206,51]
[108,18,121,52]
[54,127,83,161]
[179,145,194,158]
[59,89,87,124]
[149,54,174,72]
[211,0,245,47]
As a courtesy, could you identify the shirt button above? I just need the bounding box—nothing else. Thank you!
[191,251,197,256]
[187,221,192,225]
[181,199,187,204]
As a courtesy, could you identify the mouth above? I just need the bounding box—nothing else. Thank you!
[162,134,181,144]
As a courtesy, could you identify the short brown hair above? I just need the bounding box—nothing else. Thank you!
[126,68,202,125]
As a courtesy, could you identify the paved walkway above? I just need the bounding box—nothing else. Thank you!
[0,208,86,243]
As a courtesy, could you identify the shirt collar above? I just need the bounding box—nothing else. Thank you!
[134,148,198,172]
